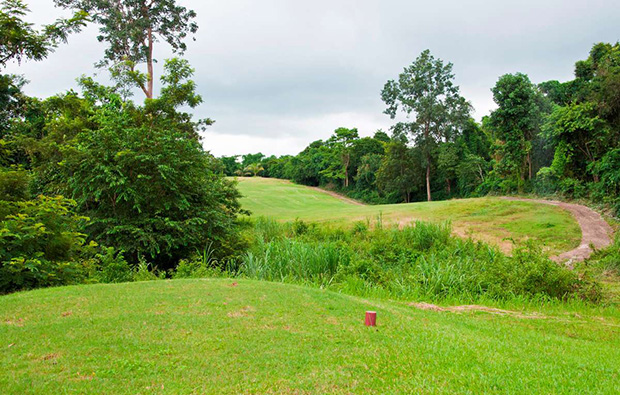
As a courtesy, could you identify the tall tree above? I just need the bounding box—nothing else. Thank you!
[381,49,471,201]
[488,73,544,190]
[53,0,198,99]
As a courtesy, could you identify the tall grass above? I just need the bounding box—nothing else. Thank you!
[242,239,348,286]
[235,217,599,303]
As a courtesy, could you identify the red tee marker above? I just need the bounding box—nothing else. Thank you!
[365,311,377,327]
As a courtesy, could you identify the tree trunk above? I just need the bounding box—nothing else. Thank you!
[446,178,451,195]
[146,27,154,99]
[426,161,432,202]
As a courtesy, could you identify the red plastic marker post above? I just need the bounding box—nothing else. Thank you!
[365,311,377,327]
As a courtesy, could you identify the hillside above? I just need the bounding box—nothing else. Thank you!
[236,177,581,255]
[1,279,619,394]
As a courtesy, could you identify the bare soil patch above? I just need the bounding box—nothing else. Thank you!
[409,302,547,319]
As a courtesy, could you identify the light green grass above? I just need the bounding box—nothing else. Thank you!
[1,279,618,394]
[237,177,581,255]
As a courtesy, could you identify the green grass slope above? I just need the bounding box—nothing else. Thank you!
[1,279,619,394]
[237,177,581,255]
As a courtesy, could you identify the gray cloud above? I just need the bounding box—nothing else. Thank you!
[5,0,619,156]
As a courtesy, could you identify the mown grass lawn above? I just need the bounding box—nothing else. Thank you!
[1,279,619,394]
[236,177,580,255]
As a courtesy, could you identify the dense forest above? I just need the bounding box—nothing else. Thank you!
[222,46,620,214]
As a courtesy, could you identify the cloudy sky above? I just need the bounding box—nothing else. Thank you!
[5,0,618,156]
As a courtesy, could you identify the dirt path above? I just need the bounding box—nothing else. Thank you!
[502,197,614,263]
[310,187,365,206]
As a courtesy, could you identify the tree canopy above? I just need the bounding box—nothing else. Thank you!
[381,49,471,201]
[53,0,198,98]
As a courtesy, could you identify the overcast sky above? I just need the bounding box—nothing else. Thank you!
[5,0,619,156]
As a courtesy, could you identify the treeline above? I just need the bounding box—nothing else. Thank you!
[222,44,620,214]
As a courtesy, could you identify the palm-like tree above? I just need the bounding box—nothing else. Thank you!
[243,163,264,177]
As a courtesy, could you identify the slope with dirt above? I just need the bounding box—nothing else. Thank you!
[502,197,614,263]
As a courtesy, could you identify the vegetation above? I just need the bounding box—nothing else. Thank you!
[0,1,242,291]
[222,45,620,217]
[1,2,619,393]
[53,0,199,99]
[239,217,595,302]
[236,177,581,256]
[1,279,618,393]
[0,0,86,66]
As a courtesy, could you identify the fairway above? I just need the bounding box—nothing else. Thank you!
[237,177,581,255]
[1,279,619,394]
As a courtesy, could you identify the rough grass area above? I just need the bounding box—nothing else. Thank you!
[1,279,619,394]
[237,177,581,255]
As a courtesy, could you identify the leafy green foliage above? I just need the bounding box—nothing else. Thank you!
[0,196,91,293]
[54,0,197,98]
[62,93,241,267]
[376,141,421,203]
[93,246,132,283]
[0,0,86,66]
[381,49,472,201]
[8,59,245,271]
[487,73,545,191]
[240,218,596,302]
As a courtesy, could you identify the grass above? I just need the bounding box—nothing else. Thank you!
[236,177,581,255]
[1,279,619,394]
[240,219,591,303]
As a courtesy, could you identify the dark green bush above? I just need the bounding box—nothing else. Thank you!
[0,196,92,293]
[94,247,133,283]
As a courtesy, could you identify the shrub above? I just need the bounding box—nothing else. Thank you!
[240,218,600,302]
[26,63,245,271]
[94,247,133,283]
[0,196,91,293]
[132,258,161,282]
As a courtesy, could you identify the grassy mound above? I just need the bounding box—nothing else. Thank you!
[2,279,619,393]
[236,177,581,255]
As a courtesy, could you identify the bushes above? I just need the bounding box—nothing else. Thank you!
[0,195,166,293]
[93,247,133,283]
[0,196,91,293]
[238,219,598,302]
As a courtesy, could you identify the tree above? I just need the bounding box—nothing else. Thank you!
[219,155,241,176]
[54,0,197,99]
[321,127,359,188]
[488,73,543,190]
[26,59,243,268]
[437,142,459,196]
[381,49,471,201]
[241,153,265,168]
[0,0,86,67]
[243,163,264,177]
[542,102,610,182]
[376,141,422,203]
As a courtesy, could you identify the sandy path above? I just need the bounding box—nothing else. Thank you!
[502,197,613,263]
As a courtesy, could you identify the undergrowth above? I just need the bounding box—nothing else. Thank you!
[230,217,601,304]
